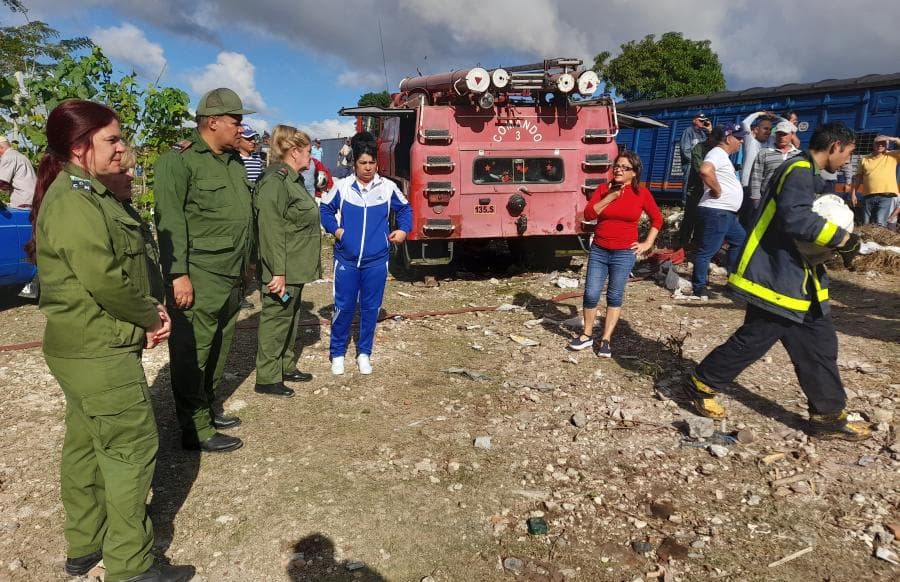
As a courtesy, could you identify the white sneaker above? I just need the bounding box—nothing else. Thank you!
[331,356,345,375]
[356,354,372,375]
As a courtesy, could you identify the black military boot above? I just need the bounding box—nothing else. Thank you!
[121,563,196,582]
[254,382,295,397]
[64,550,102,576]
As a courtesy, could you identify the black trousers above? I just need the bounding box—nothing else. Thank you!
[694,302,846,415]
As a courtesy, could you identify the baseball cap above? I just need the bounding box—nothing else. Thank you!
[196,88,256,116]
[0,136,8,144]
[723,124,747,139]
[240,124,258,139]
[774,120,796,134]
[694,112,709,121]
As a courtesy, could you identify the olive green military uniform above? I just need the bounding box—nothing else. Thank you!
[154,129,253,443]
[254,162,322,383]
[36,164,160,582]
[122,201,165,302]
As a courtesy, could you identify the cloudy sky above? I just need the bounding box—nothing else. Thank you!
[14,0,900,138]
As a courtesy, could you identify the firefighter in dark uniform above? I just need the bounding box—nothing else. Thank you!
[31,100,194,581]
[154,88,254,452]
[686,122,869,441]
[253,125,322,397]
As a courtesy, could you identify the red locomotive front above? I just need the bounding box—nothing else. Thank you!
[341,58,658,267]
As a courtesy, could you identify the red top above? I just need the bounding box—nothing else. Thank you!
[583,183,663,250]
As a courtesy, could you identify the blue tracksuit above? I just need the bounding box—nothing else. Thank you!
[320,174,413,358]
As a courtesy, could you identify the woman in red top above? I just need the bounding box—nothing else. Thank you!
[568,151,663,356]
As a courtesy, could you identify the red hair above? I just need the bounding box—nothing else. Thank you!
[26,100,119,261]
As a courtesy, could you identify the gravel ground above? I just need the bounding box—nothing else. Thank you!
[0,246,898,582]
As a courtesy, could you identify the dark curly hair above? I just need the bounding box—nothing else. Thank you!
[350,131,378,162]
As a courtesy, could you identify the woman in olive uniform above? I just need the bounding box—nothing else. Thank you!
[28,100,193,582]
[253,125,322,397]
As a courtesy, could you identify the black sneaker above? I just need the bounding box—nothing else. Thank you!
[597,340,612,358]
[567,335,594,351]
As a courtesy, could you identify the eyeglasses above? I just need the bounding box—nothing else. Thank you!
[612,164,634,171]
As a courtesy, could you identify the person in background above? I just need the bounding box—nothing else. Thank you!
[236,123,262,309]
[679,113,711,203]
[310,138,323,162]
[29,99,193,582]
[749,120,802,211]
[692,124,747,299]
[253,125,322,397]
[678,131,717,249]
[320,131,412,375]
[237,124,263,184]
[301,155,334,203]
[0,135,36,208]
[851,135,900,226]
[568,151,662,357]
[686,122,870,442]
[784,110,802,148]
[336,137,353,178]
[101,145,165,302]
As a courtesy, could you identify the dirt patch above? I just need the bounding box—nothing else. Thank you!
[0,245,898,581]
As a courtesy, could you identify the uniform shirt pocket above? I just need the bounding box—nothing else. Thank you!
[192,178,232,210]
[191,235,235,253]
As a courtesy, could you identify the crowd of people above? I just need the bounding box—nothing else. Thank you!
[26,88,410,582]
[20,86,892,581]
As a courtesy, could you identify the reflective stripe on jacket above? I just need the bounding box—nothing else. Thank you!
[727,152,848,323]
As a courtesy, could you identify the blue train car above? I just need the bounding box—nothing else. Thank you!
[614,72,900,200]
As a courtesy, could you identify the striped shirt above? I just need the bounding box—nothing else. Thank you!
[241,152,264,184]
[749,146,801,200]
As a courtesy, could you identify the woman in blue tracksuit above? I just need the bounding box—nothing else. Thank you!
[320,132,413,375]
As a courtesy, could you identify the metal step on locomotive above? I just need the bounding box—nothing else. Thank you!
[340,57,664,268]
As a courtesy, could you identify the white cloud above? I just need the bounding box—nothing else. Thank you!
[337,70,387,89]
[188,52,267,115]
[90,23,166,80]
[47,1,900,93]
[297,118,358,140]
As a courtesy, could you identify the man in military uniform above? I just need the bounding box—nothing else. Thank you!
[154,88,254,452]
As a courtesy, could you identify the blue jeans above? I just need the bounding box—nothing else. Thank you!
[692,207,746,295]
[863,195,895,226]
[583,245,636,309]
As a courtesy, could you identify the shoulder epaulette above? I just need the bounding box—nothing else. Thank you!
[275,166,289,180]
[69,175,92,192]
[172,139,193,153]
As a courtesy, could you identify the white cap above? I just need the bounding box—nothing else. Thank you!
[774,120,796,134]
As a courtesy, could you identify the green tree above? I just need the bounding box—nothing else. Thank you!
[0,1,92,77]
[593,32,725,101]
[357,91,391,108]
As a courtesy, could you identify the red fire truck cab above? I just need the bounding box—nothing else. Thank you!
[340,58,664,267]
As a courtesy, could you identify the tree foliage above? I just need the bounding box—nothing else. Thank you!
[0,2,192,212]
[357,91,391,108]
[593,32,726,101]
[0,2,92,77]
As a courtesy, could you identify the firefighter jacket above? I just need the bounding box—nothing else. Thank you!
[727,152,849,323]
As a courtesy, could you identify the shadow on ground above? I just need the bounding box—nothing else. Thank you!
[286,533,386,582]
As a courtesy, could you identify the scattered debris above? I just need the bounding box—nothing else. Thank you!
[555,276,579,289]
[571,412,587,428]
[768,546,813,568]
[527,517,548,535]
[473,436,492,450]
[443,367,491,381]
[509,334,540,347]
